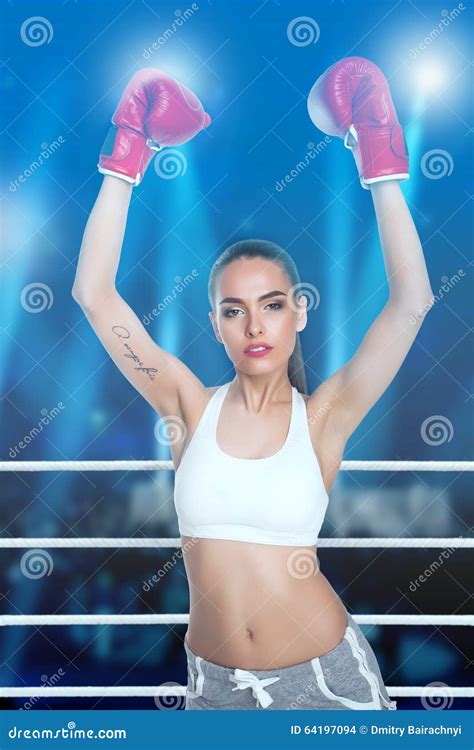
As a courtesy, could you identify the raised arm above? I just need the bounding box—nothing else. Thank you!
[310,181,433,442]
[306,56,433,442]
[72,69,211,421]
[72,176,205,420]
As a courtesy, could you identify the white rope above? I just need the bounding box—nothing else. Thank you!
[341,461,473,472]
[319,537,472,548]
[1,458,471,701]
[391,687,474,698]
[0,537,471,548]
[1,614,472,627]
[0,685,472,698]
[0,538,183,548]
[0,615,188,626]
[1,460,473,472]
[354,615,473,626]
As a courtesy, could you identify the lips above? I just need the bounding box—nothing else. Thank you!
[244,343,273,358]
[244,342,273,353]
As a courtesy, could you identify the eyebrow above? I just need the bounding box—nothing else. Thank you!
[219,290,287,305]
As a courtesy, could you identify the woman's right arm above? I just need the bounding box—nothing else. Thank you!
[72,175,206,420]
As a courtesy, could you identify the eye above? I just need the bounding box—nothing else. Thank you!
[223,308,241,318]
[223,302,283,318]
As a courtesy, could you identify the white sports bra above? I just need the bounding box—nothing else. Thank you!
[174,381,329,546]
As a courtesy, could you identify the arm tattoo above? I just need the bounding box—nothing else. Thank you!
[112,325,158,381]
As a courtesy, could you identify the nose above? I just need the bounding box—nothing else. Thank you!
[246,314,264,337]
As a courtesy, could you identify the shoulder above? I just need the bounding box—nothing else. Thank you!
[206,386,221,397]
[181,384,220,428]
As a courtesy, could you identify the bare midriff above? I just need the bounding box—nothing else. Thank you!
[182,536,348,670]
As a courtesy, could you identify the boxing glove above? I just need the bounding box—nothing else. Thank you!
[98,68,211,186]
[307,57,409,190]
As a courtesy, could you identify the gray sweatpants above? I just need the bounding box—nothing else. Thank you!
[184,611,397,710]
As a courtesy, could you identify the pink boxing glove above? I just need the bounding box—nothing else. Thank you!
[98,68,211,186]
[307,57,409,190]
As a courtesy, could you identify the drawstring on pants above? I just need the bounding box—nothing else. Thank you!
[229,668,280,708]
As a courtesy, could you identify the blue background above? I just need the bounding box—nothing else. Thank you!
[1,0,472,713]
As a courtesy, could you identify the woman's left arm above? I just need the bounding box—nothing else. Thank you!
[371,181,432,306]
[312,181,434,443]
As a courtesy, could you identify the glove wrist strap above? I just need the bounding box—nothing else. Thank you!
[345,122,409,189]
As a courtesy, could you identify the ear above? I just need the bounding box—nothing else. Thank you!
[209,311,223,344]
[296,294,308,333]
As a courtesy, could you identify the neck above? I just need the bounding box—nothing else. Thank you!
[229,370,293,412]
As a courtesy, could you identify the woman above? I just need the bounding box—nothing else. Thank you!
[72,60,433,710]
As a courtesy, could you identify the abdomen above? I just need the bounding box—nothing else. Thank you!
[182,537,348,669]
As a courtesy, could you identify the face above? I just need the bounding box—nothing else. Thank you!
[209,257,307,373]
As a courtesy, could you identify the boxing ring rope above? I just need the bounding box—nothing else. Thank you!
[0,537,471,548]
[0,459,472,700]
[2,460,473,472]
[1,614,472,626]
